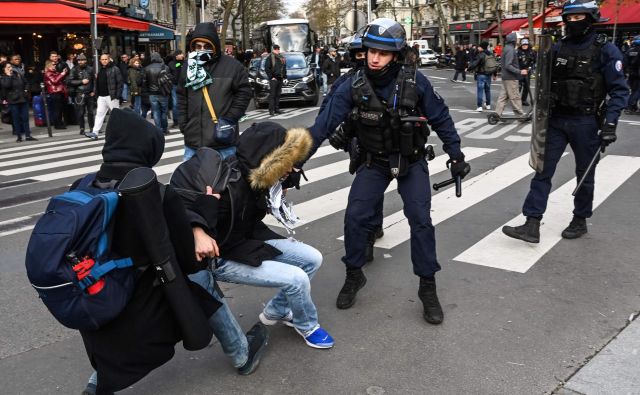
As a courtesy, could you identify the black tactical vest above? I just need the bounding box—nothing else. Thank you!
[627,45,640,77]
[550,36,606,115]
[350,65,428,159]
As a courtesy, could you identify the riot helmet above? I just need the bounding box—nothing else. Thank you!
[561,0,607,23]
[362,18,407,52]
[633,35,640,46]
[348,32,367,68]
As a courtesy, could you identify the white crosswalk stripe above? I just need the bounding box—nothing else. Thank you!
[454,155,640,273]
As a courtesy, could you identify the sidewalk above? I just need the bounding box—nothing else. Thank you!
[0,107,91,145]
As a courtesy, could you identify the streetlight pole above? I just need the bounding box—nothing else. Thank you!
[201,0,206,22]
[91,0,99,73]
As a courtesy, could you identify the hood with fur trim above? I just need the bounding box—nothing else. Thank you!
[236,122,312,191]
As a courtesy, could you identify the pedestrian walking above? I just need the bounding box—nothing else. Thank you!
[264,44,287,116]
[0,61,36,142]
[517,38,536,106]
[451,45,468,82]
[311,46,325,91]
[128,58,143,116]
[87,54,122,140]
[43,59,68,129]
[468,42,498,111]
[177,22,251,161]
[117,53,129,103]
[503,0,629,243]
[308,18,470,324]
[143,52,170,134]
[321,47,340,93]
[67,53,95,135]
[494,33,526,118]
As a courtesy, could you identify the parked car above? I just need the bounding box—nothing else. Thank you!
[250,52,319,108]
[418,49,438,67]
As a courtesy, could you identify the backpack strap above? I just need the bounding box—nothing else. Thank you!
[202,86,218,124]
[78,257,134,291]
[77,173,97,189]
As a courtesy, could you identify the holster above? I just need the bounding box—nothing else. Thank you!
[118,167,213,351]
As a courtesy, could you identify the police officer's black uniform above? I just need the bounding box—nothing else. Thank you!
[503,0,629,243]
[308,19,470,324]
[624,36,640,112]
[517,39,536,105]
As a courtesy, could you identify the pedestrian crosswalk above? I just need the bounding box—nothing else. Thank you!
[1,133,639,275]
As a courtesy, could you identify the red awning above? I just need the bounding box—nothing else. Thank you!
[599,2,640,25]
[0,2,107,25]
[520,7,563,29]
[105,15,149,31]
[0,2,148,31]
[481,18,528,38]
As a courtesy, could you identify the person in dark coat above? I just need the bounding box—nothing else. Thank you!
[167,50,184,127]
[451,45,469,82]
[43,59,68,129]
[79,108,269,394]
[67,53,95,135]
[264,44,287,116]
[0,61,35,142]
[173,122,335,349]
[321,47,340,88]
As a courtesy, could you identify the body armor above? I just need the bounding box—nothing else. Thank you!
[350,65,429,161]
[550,36,606,116]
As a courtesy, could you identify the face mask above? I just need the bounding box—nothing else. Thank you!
[355,58,366,68]
[190,50,214,64]
[565,18,593,40]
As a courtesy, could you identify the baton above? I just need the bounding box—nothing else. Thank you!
[433,175,462,197]
[572,144,604,197]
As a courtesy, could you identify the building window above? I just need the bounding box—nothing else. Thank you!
[511,3,520,12]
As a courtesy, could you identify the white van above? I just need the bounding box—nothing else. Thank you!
[410,40,430,51]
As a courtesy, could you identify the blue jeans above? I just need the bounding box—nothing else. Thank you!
[9,102,31,137]
[523,115,600,219]
[171,85,179,124]
[189,270,248,368]
[213,238,323,334]
[132,95,142,116]
[122,83,129,102]
[344,160,440,278]
[476,74,491,107]
[149,94,168,132]
[183,145,236,161]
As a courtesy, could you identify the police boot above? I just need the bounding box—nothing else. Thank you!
[418,276,443,325]
[561,216,587,239]
[374,225,384,240]
[502,217,540,243]
[336,268,366,310]
[365,232,376,263]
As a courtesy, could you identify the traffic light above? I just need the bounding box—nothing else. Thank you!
[371,0,378,11]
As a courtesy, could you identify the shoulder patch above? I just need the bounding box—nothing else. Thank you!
[615,60,623,72]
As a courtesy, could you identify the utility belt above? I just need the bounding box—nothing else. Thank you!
[550,105,599,117]
[364,147,426,167]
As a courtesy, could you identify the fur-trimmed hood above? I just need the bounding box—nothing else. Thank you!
[236,122,312,190]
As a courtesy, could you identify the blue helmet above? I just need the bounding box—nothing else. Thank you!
[633,35,640,46]
[362,18,406,52]
[347,32,364,55]
[562,0,608,23]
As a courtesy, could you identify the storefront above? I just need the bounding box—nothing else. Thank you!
[449,21,490,45]
[137,24,175,57]
[416,26,440,50]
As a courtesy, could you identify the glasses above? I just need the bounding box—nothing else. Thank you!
[194,43,213,50]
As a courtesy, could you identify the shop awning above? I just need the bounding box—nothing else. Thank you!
[598,2,640,25]
[481,18,528,38]
[519,7,563,29]
[0,2,149,31]
[139,24,175,41]
[104,15,149,31]
[0,2,107,25]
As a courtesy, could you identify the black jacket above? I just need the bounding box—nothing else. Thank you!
[177,22,251,150]
[167,58,183,85]
[264,53,287,80]
[469,51,497,76]
[116,61,128,83]
[143,53,169,96]
[0,71,29,104]
[322,56,340,84]
[454,50,468,70]
[67,65,95,96]
[93,62,123,100]
[128,67,143,96]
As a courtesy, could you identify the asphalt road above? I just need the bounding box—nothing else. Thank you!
[1,67,639,394]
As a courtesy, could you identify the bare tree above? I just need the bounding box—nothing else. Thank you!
[526,0,534,41]
[434,0,451,51]
[494,0,503,45]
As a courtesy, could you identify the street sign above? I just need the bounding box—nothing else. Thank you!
[344,10,367,32]
[404,17,412,24]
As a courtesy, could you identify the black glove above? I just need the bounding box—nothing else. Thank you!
[328,126,349,151]
[448,157,471,180]
[600,122,617,147]
[281,169,308,190]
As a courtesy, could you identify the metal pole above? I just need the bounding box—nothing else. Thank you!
[40,83,52,137]
[353,0,358,34]
[367,0,372,23]
[91,0,99,73]
[201,0,205,23]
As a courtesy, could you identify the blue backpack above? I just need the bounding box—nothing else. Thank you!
[25,174,135,331]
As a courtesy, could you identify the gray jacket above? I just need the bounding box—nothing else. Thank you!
[500,33,521,80]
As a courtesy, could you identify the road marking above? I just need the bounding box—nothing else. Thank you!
[265,147,496,229]
[0,216,33,226]
[0,225,35,238]
[271,107,319,119]
[454,155,640,273]
[369,152,545,249]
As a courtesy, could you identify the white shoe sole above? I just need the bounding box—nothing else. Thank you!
[259,312,294,328]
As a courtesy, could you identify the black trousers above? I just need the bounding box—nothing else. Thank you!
[519,75,531,103]
[269,78,282,114]
[49,92,65,128]
[74,94,95,131]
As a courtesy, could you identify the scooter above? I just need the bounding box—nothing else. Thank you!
[487,110,532,125]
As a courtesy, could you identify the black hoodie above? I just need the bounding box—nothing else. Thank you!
[177,22,252,150]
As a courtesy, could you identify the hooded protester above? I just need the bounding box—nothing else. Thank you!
[143,52,171,134]
[177,22,252,161]
[494,32,526,117]
[172,121,335,349]
[79,109,268,395]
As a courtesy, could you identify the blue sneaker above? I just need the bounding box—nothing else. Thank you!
[259,311,294,328]
[295,325,334,349]
[84,132,98,140]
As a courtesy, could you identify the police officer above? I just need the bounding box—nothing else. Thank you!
[307,19,470,325]
[624,35,640,113]
[323,32,384,263]
[517,38,536,106]
[503,0,629,243]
